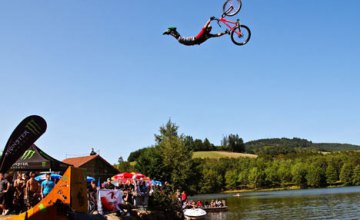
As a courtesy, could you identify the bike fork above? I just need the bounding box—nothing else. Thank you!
[236,19,243,37]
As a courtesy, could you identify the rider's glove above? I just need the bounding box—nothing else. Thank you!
[210,16,216,21]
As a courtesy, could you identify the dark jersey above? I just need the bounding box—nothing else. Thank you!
[194,28,212,44]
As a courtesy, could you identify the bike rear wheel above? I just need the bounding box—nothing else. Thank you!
[231,25,251,46]
[223,0,242,17]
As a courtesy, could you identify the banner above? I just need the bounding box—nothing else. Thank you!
[97,189,123,215]
[0,115,47,173]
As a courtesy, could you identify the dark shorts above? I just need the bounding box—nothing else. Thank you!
[0,192,5,204]
[27,192,40,207]
[178,37,198,46]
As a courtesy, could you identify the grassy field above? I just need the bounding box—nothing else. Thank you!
[126,151,257,167]
[192,151,257,159]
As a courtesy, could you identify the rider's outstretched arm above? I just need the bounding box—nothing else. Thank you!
[203,16,215,29]
[210,30,229,37]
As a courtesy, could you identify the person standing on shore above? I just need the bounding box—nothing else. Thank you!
[104,178,115,189]
[14,173,26,213]
[181,191,187,203]
[3,175,14,215]
[26,172,41,209]
[0,173,9,215]
[40,173,55,199]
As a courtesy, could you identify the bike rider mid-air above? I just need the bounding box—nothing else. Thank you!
[163,16,229,46]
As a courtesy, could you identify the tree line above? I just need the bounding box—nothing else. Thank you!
[117,120,360,194]
[128,135,360,162]
[197,152,360,193]
[245,138,360,154]
[127,129,245,162]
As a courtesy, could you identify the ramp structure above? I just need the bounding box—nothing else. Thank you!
[7,167,88,220]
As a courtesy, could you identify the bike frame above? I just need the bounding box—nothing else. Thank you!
[218,16,243,37]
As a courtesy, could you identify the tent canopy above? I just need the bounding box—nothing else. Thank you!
[11,144,70,172]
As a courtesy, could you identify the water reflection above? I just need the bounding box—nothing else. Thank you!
[191,186,360,220]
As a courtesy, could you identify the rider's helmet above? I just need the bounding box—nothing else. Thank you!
[206,25,212,32]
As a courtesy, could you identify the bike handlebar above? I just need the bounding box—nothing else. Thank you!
[213,18,221,27]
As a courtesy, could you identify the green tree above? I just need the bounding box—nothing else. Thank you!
[156,120,195,192]
[265,162,280,187]
[278,160,293,186]
[291,162,307,188]
[118,156,124,164]
[161,137,194,192]
[225,169,238,190]
[116,162,134,173]
[352,165,360,185]
[193,139,204,151]
[128,148,148,162]
[237,169,249,188]
[155,119,179,144]
[257,146,296,158]
[326,155,343,178]
[184,136,195,151]
[200,168,223,193]
[203,138,215,151]
[248,167,265,189]
[306,164,326,187]
[340,163,353,185]
[135,147,171,181]
[221,134,245,152]
[325,164,338,185]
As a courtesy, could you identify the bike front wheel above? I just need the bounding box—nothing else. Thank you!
[223,0,242,17]
[231,25,251,46]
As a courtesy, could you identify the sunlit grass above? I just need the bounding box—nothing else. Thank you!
[192,151,257,159]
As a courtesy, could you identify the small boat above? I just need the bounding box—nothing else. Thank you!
[184,208,207,220]
[233,193,241,197]
[202,206,228,212]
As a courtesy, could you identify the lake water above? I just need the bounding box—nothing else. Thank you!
[191,186,360,220]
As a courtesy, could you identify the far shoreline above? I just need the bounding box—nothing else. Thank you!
[191,184,350,197]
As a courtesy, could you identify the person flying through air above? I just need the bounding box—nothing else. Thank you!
[163,16,229,46]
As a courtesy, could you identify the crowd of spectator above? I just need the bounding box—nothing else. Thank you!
[0,169,189,217]
[0,172,56,216]
[182,199,226,209]
[205,199,226,208]
[87,178,176,215]
[0,170,227,217]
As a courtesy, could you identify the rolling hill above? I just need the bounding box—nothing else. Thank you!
[245,138,360,153]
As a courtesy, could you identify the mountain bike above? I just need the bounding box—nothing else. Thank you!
[214,16,251,46]
[223,0,242,17]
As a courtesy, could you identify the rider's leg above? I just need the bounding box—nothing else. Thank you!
[178,36,197,46]
[163,27,177,35]
[169,30,180,39]
[164,28,197,46]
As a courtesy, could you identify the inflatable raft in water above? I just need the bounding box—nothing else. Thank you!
[183,208,207,220]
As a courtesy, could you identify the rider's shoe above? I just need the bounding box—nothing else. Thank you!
[225,29,230,35]
[163,27,177,35]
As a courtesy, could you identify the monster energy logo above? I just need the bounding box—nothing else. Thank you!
[5,130,30,157]
[21,150,35,160]
[25,120,42,135]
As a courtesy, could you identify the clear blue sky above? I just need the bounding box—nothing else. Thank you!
[1,0,360,164]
